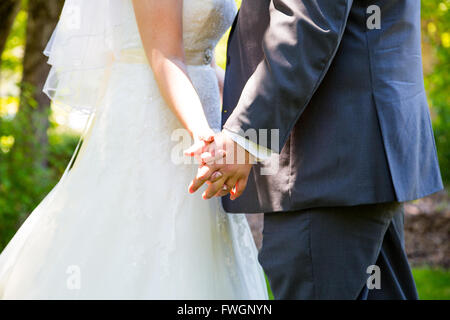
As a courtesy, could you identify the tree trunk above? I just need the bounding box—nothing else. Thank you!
[15,0,63,169]
[0,0,20,58]
[0,0,20,168]
[0,0,20,90]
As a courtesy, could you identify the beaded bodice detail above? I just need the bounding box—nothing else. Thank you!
[182,0,237,65]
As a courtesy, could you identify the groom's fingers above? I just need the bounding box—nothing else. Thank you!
[214,188,230,197]
[215,176,238,198]
[188,168,210,193]
[189,164,220,193]
[209,170,223,183]
[189,179,206,194]
[202,177,227,199]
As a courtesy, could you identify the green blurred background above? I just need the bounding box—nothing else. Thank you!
[0,0,449,299]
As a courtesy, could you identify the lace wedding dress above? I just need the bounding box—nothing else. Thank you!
[0,0,268,299]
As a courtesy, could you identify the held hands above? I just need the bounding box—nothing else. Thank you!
[184,131,254,200]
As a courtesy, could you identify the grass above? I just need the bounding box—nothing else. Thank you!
[265,268,450,300]
[413,267,450,300]
[265,275,274,300]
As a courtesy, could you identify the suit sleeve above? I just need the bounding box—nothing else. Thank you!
[223,0,353,153]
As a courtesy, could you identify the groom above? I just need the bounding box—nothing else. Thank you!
[187,0,443,299]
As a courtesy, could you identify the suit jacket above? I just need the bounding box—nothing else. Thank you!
[222,0,443,213]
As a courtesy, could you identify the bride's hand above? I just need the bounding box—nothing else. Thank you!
[194,128,215,144]
[184,127,216,159]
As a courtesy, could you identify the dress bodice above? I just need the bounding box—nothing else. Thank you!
[121,0,237,66]
[112,0,237,131]
[182,0,237,65]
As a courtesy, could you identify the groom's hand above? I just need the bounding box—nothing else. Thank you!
[185,131,254,200]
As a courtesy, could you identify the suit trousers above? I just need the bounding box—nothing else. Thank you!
[259,202,418,300]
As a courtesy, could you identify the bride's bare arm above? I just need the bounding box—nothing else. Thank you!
[211,57,225,102]
[132,0,214,141]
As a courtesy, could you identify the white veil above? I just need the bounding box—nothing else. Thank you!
[43,0,135,114]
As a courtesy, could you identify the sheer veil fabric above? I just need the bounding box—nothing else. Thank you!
[43,0,134,115]
[0,0,268,299]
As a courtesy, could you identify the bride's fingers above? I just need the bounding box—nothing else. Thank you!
[198,133,215,143]
[201,149,226,165]
[183,140,206,156]
[200,152,212,162]
[196,165,211,180]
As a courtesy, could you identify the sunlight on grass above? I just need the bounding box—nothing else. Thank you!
[265,274,274,300]
[265,268,450,300]
[413,267,450,300]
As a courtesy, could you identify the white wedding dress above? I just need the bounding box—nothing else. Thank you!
[0,0,268,299]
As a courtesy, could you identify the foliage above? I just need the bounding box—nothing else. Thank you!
[0,123,78,249]
[0,107,78,248]
[422,1,450,184]
[0,6,78,248]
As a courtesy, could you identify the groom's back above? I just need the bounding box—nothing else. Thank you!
[222,0,443,213]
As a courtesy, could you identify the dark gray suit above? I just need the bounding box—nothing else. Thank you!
[221,0,443,299]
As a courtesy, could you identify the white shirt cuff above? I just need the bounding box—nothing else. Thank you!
[222,128,273,162]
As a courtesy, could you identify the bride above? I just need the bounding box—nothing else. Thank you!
[0,0,268,299]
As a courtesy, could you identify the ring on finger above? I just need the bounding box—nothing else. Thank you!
[211,171,223,181]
